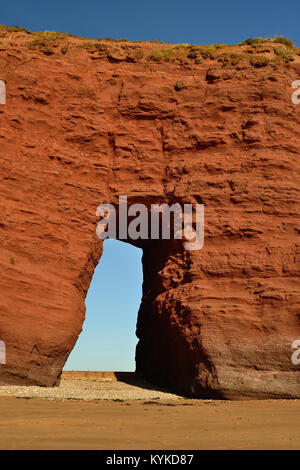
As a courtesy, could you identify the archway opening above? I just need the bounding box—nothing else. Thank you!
[64,239,143,371]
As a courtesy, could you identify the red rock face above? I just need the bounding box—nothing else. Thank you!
[0,32,300,397]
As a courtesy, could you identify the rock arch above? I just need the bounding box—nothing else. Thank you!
[0,45,299,397]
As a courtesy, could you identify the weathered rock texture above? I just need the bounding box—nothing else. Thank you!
[0,30,300,397]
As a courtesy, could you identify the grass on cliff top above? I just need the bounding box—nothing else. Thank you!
[0,24,295,48]
[239,36,295,48]
[0,24,32,34]
[145,40,298,66]
[0,25,298,66]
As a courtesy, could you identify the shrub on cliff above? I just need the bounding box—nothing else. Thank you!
[26,39,56,55]
[240,38,265,46]
[240,36,294,49]
[218,52,244,66]
[147,49,173,62]
[175,81,184,91]
[0,24,31,34]
[273,47,295,62]
[249,55,270,67]
[187,45,216,61]
[271,36,294,48]
[135,49,143,60]
[147,47,187,63]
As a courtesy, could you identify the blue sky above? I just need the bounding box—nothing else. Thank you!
[2,0,300,46]
[3,0,299,370]
[65,240,143,371]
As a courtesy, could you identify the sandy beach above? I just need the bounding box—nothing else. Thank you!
[0,378,299,450]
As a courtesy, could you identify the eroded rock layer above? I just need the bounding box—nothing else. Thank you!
[0,31,299,397]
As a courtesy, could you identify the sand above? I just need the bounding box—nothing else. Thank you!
[0,378,299,449]
[0,377,181,401]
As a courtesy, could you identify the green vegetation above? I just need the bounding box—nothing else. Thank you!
[26,39,55,55]
[271,36,294,48]
[246,45,273,54]
[187,46,215,60]
[0,26,298,69]
[147,48,180,62]
[77,42,109,57]
[32,30,67,40]
[10,257,15,265]
[218,52,244,66]
[273,47,295,62]
[83,41,94,50]
[240,38,264,46]
[26,31,69,55]
[175,81,184,91]
[240,36,294,48]
[135,49,143,60]
[146,43,226,63]
[249,55,270,67]
[174,43,190,48]
[0,24,31,34]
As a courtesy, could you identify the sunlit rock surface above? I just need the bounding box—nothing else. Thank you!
[0,31,300,397]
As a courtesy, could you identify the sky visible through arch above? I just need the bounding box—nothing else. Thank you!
[2,0,299,370]
[65,240,143,371]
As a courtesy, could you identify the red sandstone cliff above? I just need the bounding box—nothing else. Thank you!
[0,28,299,397]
